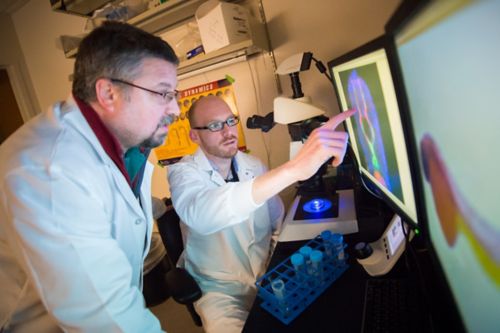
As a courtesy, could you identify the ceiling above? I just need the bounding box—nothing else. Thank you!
[0,0,31,14]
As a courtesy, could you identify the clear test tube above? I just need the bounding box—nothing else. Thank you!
[320,230,334,258]
[291,253,306,283]
[310,250,324,285]
[270,278,289,316]
[331,233,345,261]
[299,245,313,274]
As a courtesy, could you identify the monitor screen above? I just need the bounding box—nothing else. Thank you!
[388,1,500,332]
[328,36,418,226]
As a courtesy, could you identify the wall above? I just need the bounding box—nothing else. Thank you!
[0,12,39,120]
[265,0,401,115]
[9,0,401,206]
[11,0,86,111]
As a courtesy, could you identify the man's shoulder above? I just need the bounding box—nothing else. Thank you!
[171,154,197,168]
[167,154,200,176]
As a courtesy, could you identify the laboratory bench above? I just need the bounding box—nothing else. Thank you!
[243,182,437,333]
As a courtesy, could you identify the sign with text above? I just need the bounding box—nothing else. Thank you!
[154,78,247,165]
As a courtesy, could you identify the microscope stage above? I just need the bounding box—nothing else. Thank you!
[278,189,358,242]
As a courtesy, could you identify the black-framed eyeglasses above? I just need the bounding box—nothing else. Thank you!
[110,78,179,103]
[192,116,240,132]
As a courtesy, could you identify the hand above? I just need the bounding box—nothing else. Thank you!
[288,109,356,181]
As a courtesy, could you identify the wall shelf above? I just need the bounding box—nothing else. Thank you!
[56,0,271,77]
[178,39,262,75]
[51,0,109,16]
[60,0,211,57]
[128,0,208,35]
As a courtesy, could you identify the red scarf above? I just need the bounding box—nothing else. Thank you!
[73,94,132,186]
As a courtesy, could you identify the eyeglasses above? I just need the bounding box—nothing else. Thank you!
[110,78,179,103]
[192,116,240,132]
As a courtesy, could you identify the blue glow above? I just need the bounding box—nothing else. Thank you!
[303,198,332,213]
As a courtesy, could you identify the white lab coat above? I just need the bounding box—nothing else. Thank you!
[168,148,284,331]
[0,96,162,332]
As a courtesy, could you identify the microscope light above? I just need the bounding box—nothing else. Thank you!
[302,197,332,214]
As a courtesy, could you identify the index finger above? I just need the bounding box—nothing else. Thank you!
[325,109,356,130]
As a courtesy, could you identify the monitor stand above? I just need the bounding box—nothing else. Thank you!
[278,189,358,242]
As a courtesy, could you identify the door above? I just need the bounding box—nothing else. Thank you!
[0,68,24,143]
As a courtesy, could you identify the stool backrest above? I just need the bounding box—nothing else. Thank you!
[156,198,184,267]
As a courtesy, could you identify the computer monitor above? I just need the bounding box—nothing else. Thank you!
[328,35,418,227]
[386,1,500,332]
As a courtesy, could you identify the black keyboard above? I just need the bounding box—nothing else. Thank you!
[361,278,422,333]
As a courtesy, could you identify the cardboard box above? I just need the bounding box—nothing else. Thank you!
[195,0,251,53]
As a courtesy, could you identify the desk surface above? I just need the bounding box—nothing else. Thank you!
[243,220,432,333]
[243,237,369,333]
[243,174,424,332]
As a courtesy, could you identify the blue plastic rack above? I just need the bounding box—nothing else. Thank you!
[255,235,349,325]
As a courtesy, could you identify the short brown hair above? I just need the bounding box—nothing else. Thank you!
[72,21,179,103]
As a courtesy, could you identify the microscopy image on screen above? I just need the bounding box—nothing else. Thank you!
[339,63,403,201]
[419,134,500,288]
[330,42,417,224]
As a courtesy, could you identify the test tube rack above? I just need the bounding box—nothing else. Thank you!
[255,235,349,324]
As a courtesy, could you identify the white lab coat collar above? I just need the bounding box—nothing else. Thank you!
[191,148,257,186]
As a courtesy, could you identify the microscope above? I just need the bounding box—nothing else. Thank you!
[247,52,358,241]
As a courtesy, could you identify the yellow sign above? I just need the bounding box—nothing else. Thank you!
[154,78,247,165]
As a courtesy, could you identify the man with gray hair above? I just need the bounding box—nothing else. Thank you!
[0,21,179,332]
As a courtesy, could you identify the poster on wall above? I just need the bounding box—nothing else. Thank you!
[154,77,247,166]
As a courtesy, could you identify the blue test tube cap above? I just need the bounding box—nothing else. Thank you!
[321,230,332,240]
[299,245,312,258]
[310,250,323,263]
[291,253,304,266]
[331,233,344,244]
